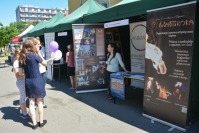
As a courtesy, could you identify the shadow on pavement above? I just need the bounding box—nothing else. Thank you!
[0,106,32,128]
[46,79,199,133]
[13,100,20,106]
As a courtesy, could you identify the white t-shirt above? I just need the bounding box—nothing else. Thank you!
[13,60,19,68]
[13,60,24,77]
[38,50,46,74]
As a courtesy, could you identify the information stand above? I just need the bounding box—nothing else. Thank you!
[110,72,145,103]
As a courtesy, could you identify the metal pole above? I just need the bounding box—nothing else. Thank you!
[80,0,82,6]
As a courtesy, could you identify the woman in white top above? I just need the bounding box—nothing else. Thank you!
[13,50,30,119]
[106,43,127,99]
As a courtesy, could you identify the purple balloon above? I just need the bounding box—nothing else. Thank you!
[49,41,59,52]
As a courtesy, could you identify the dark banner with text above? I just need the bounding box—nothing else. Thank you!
[143,2,196,128]
[72,24,107,93]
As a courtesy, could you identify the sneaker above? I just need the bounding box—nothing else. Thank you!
[20,114,31,119]
[43,105,47,108]
[32,122,39,130]
[39,120,47,128]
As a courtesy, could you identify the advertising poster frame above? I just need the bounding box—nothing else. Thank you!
[130,21,146,88]
[44,32,55,80]
[72,24,107,93]
[110,73,125,100]
[143,2,196,131]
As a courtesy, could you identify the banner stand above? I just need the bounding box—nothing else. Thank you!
[76,88,107,94]
[72,24,107,93]
[142,114,186,132]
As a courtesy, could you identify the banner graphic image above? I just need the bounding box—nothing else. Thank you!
[143,2,196,129]
[130,21,146,88]
[44,32,55,80]
[72,24,107,93]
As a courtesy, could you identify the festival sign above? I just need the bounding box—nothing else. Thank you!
[72,24,107,93]
[143,2,196,130]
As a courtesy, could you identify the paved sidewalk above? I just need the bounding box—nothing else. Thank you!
[0,66,198,133]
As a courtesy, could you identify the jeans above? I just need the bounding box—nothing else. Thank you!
[107,71,114,96]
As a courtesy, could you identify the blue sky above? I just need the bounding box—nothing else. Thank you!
[0,0,68,26]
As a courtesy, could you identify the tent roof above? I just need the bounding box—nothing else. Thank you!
[83,0,198,23]
[45,0,106,32]
[18,25,34,37]
[27,21,48,37]
[29,12,65,36]
[11,25,34,43]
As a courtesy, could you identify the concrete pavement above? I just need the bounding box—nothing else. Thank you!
[0,66,198,133]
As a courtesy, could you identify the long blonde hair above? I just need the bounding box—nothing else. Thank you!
[19,38,36,64]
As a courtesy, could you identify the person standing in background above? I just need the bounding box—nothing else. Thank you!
[106,43,127,99]
[13,50,30,119]
[66,44,76,90]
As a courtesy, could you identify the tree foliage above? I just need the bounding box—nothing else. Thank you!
[0,21,38,47]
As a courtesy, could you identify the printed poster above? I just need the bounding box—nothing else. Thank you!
[130,21,146,88]
[44,32,55,80]
[72,24,107,93]
[143,2,196,129]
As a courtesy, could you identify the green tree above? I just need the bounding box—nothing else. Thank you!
[0,21,38,47]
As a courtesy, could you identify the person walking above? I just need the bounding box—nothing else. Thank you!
[19,38,53,129]
[66,44,76,89]
[106,43,127,99]
[13,50,30,119]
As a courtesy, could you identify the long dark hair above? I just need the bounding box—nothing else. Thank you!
[146,18,158,46]
[107,43,117,59]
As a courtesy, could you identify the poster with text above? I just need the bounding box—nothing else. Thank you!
[130,21,146,88]
[44,32,55,80]
[72,24,107,93]
[143,2,196,128]
[110,73,125,100]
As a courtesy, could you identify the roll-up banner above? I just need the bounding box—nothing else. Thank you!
[143,2,196,130]
[44,32,55,80]
[72,24,107,93]
[130,21,146,88]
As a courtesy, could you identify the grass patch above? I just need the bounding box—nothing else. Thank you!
[0,53,9,63]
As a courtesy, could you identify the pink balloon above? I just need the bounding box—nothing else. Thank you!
[49,41,59,52]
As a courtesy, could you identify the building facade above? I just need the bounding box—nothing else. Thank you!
[16,5,68,22]
[68,0,122,14]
